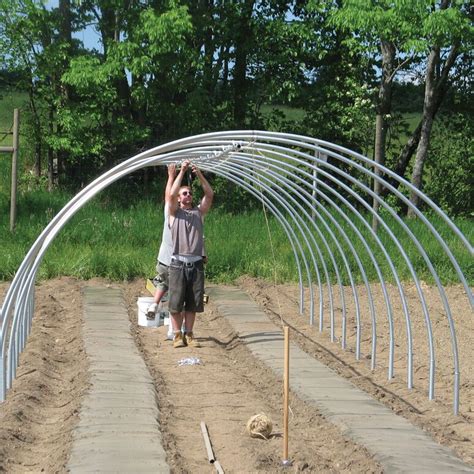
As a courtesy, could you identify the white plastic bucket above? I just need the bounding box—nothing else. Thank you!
[137,296,161,327]
[166,317,174,339]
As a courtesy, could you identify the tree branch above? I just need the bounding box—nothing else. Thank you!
[388,54,414,82]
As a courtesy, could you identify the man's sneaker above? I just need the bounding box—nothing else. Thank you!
[184,332,201,348]
[146,303,158,320]
[173,331,186,348]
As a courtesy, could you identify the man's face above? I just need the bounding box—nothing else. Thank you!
[178,187,193,207]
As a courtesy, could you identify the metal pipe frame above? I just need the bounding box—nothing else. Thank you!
[207,153,375,359]
[189,134,471,410]
[1,131,471,415]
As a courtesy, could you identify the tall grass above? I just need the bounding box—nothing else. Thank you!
[0,189,472,285]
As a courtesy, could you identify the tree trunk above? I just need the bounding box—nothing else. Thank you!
[47,108,54,191]
[34,143,41,180]
[28,87,42,180]
[56,0,73,183]
[131,73,147,127]
[384,42,459,195]
[222,45,230,95]
[233,0,255,127]
[47,148,54,191]
[407,42,459,216]
[58,0,72,103]
[202,0,216,95]
[390,121,422,184]
[408,49,438,216]
[372,40,395,232]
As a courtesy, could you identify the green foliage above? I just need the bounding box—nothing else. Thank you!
[301,60,376,154]
[423,113,473,217]
[329,0,471,52]
[209,176,261,213]
[59,53,151,173]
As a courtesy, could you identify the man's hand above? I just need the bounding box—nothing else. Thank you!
[164,164,177,201]
[167,163,176,177]
[180,160,190,173]
[192,163,204,178]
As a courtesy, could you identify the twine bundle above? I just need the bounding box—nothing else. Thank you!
[246,413,273,440]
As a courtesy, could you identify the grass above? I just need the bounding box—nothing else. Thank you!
[260,104,306,122]
[403,112,421,133]
[0,90,27,146]
[0,189,471,287]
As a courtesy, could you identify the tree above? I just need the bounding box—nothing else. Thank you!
[407,0,472,216]
[330,0,420,229]
[330,0,473,219]
[60,2,195,183]
[299,1,376,153]
[0,0,54,184]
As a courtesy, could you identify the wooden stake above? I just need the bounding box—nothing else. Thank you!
[200,421,216,463]
[283,325,290,462]
[10,108,19,232]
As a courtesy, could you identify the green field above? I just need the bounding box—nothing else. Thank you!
[260,104,306,122]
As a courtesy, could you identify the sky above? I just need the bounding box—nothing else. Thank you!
[74,27,102,52]
[45,0,102,52]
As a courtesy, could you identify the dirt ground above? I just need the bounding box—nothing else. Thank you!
[0,276,472,473]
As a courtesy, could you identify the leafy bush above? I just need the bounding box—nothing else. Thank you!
[423,113,473,217]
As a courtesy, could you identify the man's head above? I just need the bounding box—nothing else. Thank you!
[178,186,193,208]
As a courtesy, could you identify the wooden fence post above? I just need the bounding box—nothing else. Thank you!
[10,109,20,232]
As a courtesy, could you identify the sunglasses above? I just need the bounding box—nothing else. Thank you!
[181,191,192,196]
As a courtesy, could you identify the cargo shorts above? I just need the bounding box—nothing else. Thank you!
[153,262,169,292]
[168,259,204,313]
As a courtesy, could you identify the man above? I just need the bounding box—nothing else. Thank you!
[167,160,213,348]
[146,164,176,319]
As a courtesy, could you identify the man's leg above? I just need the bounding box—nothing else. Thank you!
[181,262,202,347]
[183,262,204,347]
[169,263,187,348]
[171,311,184,331]
[169,311,185,347]
[147,263,169,319]
[183,311,195,332]
[183,311,200,347]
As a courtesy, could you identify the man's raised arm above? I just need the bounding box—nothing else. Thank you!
[193,164,214,216]
[164,164,176,202]
[168,160,189,217]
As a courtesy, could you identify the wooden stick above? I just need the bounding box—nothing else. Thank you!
[10,108,19,232]
[283,326,290,461]
[200,421,216,463]
[214,460,225,474]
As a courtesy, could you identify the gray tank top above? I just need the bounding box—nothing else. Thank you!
[171,207,204,257]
